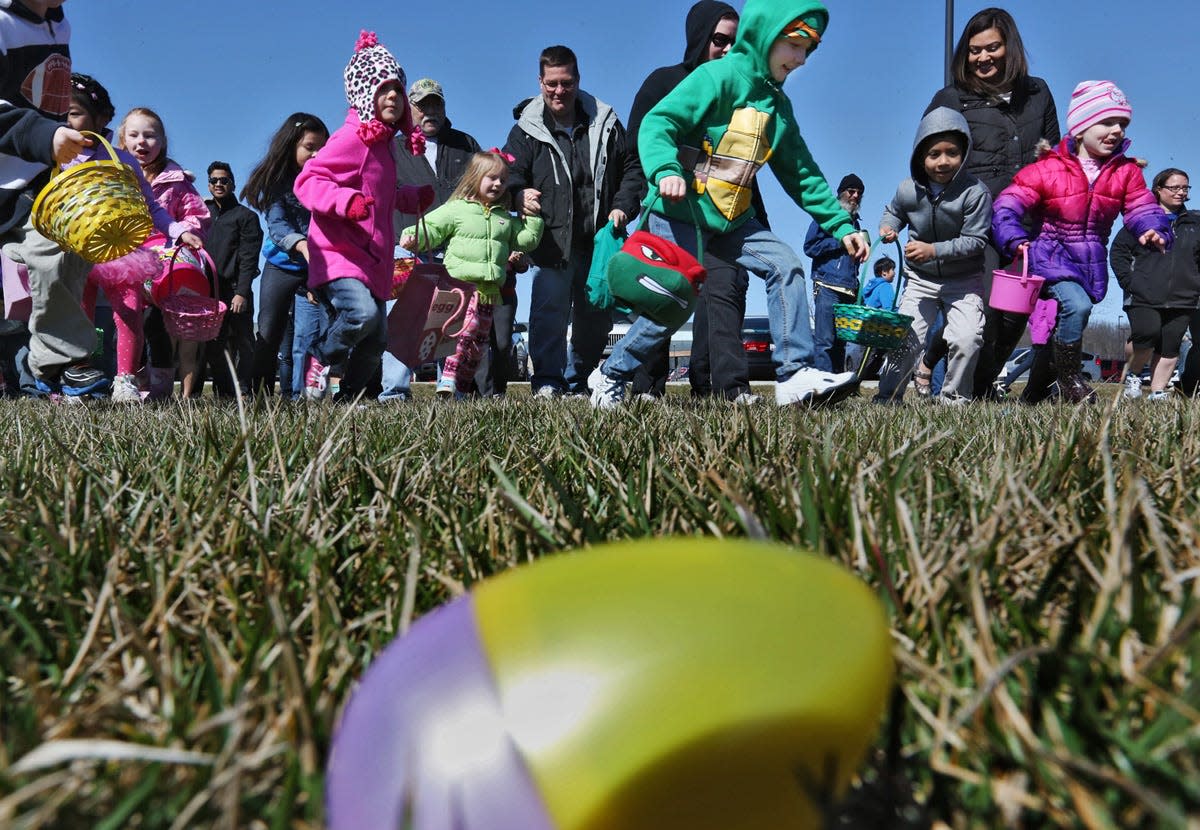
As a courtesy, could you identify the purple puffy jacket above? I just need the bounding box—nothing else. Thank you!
[992,137,1171,302]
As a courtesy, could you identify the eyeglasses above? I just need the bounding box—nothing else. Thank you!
[209,176,232,186]
[1160,184,1191,193]
[540,78,576,91]
[710,32,734,49]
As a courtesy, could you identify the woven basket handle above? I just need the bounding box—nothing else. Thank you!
[50,130,122,178]
[163,246,218,300]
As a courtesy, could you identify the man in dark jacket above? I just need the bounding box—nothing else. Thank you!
[203,162,262,396]
[805,173,865,373]
[504,45,642,397]
[384,78,483,401]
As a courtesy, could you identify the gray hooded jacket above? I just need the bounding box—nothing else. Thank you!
[880,107,992,282]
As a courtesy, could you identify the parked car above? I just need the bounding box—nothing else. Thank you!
[1000,347,1101,385]
[741,315,777,381]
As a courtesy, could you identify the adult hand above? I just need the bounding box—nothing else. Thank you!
[178,231,204,250]
[1139,228,1167,252]
[52,127,91,165]
[904,240,935,264]
[608,209,628,230]
[842,231,869,262]
[659,175,688,202]
[230,294,247,314]
[520,188,541,215]
[878,226,897,243]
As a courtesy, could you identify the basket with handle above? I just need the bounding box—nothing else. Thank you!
[833,238,913,350]
[988,252,1045,314]
[31,130,154,263]
[158,247,226,341]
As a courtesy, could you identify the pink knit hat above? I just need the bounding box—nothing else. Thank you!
[1066,80,1131,137]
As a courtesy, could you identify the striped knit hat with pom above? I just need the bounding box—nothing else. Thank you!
[1066,80,1131,137]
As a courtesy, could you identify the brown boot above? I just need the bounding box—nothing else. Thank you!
[1051,338,1096,404]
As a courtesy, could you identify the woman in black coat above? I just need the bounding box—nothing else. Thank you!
[916,7,1060,399]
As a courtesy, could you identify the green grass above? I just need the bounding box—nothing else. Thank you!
[0,393,1196,828]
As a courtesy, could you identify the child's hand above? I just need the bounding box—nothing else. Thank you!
[346,193,374,221]
[399,233,417,250]
[1139,229,1167,252]
[306,291,318,306]
[178,231,203,250]
[519,189,541,215]
[842,231,869,262]
[507,251,529,273]
[659,175,688,202]
[879,226,897,243]
[608,209,628,230]
[295,239,310,262]
[904,240,935,264]
[52,127,91,165]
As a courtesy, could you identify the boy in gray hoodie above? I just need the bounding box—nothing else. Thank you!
[875,107,991,403]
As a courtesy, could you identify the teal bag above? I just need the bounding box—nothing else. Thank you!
[586,220,627,311]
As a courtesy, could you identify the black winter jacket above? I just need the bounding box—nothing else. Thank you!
[926,76,1060,198]
[393,120,481,230]
[1110,210,1200,308]
[504,91,641,267]
[204,197,263,301]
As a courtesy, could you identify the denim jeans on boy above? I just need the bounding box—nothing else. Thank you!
[812,283,853,373]
[528,254,612,394]
[604,213,814,382]
[1044,280,1092,343]
[378,298,414,400]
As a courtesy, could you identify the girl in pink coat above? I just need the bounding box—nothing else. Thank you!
[293,31,433,400]
[992,80,1171,403]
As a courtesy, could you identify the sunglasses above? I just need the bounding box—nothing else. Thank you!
[710,32,734,49]
[209,176,233,186]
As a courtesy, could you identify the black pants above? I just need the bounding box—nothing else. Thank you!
[252,262,307,393]
[630,255,750,399]
[474,296,516,397]
[203,300,255,397]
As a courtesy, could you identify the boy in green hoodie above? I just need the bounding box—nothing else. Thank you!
[589,0,868,409]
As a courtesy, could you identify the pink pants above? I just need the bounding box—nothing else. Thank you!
[83,281,145,376]
[442,293,494,388]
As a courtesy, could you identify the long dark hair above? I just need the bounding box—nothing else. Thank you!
[241,112,329,211]
[951,7,1030,97]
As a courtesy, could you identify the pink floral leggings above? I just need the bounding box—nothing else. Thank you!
[442,293,494,388]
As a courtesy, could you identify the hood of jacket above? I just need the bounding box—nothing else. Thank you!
[730,0,827,83]
[682,1,738,71]
[909,106,974,184]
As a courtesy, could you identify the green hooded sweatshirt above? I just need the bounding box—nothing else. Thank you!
[637,0,854,240]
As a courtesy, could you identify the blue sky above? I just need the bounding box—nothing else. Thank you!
[68,1,1200,322]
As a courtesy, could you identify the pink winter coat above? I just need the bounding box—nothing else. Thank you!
[992,137,1171,302]
[294,110,426,300]
[146,159,211,242]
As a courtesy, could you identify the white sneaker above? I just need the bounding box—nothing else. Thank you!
[110,373,141,403]
[730,392,763,406]
[1147,389,1172,402]
[934,393,970,407]
[588,367,625,410]
[1122,373,1143,399]
[775,367,858,407]
[634,393,662,404]
[533,385,561,400]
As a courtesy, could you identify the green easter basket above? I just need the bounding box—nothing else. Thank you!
[833,239,912,350]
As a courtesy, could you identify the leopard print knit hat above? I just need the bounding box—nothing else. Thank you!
[344,31,407,126]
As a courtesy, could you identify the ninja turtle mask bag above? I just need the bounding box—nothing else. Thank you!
[606,189,706,329]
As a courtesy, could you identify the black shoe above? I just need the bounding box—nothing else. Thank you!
[61,364,110,396]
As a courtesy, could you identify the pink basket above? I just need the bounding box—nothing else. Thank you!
[158,247,226,341]
[989,256,1045,314]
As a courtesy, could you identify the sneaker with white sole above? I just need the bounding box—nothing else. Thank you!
[1122,373,1143,399]
[435,376,456,399]
[303,355,330,399]
[775,367,858,407]
[110,373,141,403]
[588,367,625,410]
[1147,389,1172,402]
[533,385,561,400]
[60,363,109,397]
[731,392,763,406]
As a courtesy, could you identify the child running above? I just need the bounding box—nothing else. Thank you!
[69,75,204,403]
[875,107,991,404]
[241,112,329,395]
[992,80,1172,403]
[117,106,211,399]
[294,31,433,400]
[399,149,543,399]
[590,0,867,409]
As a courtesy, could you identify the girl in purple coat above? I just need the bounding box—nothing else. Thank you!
[992,80,1171,403]
[294,31,433,400]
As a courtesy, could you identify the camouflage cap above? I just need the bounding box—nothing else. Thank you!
[408,78,444,104]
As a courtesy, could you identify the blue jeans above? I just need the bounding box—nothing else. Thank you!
[291,294,325,397]
[1045,280,1092,343]
[314,278,385,396]
[528,256,611,394]
[378,298,414,400]
[812,283,853,372]
[605,213,814,381]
